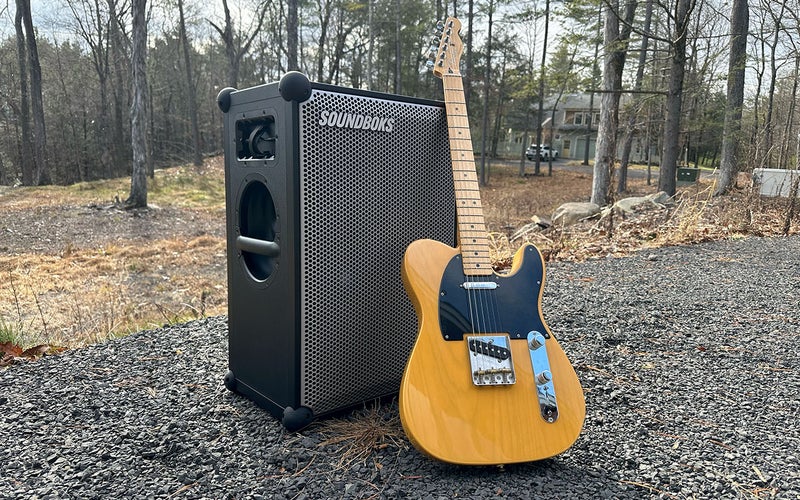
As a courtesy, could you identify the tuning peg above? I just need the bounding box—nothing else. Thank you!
[425,60,435,70]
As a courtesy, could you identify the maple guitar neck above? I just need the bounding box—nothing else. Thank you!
[442,74,492,277]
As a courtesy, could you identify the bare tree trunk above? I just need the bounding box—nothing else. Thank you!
[394,0,401,93]
[315,0,333,82]
[618,0,653,193]
[178,0,203,167]
[534,0,550,176]
[715,0,749,196]
[328,7,354,84]
[749,12,766,165]
[778,57,799,170]
[127,0,148,208]
[366,0,373,89]
[214,0,237,87]
[762,0,787,169]
[464,0,474,106]
[53,43,84,183]
[583,5,601,167]
[491,54,507,160]
[14,0,33,186]
[519,109,530,177]
[548,47,578,177]
[479,0,494,186]
[210,0,270,87]
[108,0,127,173]
[18,0,49,185]
[658,0,695,197]
[287,0,299,71]
[590,0,636,206]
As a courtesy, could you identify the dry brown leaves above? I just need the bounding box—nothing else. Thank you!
[0,342,66,367]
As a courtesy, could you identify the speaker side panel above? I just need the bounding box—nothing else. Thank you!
[223,84,302,417]
[298,89,455,415]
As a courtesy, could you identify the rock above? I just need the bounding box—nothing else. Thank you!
[552,202,600,226]
[614,191,672,214]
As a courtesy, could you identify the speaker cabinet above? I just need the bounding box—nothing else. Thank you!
[217,73,456,430]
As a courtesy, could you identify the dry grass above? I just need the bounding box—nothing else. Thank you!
[0,236,227,347]
[0,158,227,349]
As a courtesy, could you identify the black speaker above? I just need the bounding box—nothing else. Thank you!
[217,72,456,430]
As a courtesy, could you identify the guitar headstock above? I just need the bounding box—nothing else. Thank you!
[426,17,463,79]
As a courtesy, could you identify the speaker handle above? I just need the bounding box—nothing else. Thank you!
[236,235,280,257]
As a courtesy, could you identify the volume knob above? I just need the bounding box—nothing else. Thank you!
[528,332,546,350]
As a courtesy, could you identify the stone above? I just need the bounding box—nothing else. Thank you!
[551,202,600,225]
[614,191,672,214]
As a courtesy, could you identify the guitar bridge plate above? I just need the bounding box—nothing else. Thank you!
[466,335,515,386]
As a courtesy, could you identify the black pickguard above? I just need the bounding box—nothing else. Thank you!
[438,245,549,341]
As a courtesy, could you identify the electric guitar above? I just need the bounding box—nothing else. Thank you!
[398,17,586,465]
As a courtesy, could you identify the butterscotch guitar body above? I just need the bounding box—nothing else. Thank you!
[399,239,586,465]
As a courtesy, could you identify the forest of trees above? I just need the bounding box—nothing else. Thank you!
[0,0,799,204]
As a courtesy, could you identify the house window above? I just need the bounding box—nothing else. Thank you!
[574,113,583,125]
[593,113,600,125]
[563,139,571,156]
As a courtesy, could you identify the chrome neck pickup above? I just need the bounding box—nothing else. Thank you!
[461,281,498,290]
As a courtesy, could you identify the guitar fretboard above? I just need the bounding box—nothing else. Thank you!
[442,74,492,276]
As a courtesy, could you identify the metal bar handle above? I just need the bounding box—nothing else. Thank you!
[236,235,280,257]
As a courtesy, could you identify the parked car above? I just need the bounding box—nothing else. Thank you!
[526,144,559,161]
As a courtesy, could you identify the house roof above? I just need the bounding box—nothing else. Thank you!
[542,92,632,112]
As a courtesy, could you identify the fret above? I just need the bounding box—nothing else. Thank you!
[458,226,487,233]
[455,207,484,215]
[449,138,473,146]
[447,115,470,124]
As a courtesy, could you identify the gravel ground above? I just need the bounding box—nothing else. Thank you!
[1,235,799,499]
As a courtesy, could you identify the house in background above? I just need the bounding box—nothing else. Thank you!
[498,93,660,165]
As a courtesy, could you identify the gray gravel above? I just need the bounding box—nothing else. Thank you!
[1,235,799,499]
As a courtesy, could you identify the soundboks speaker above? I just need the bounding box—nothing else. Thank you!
[216,72,456,430]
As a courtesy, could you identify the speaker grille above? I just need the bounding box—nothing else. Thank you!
[299,89,455,414]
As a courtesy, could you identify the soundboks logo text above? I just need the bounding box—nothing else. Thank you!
[318,110,395,133]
